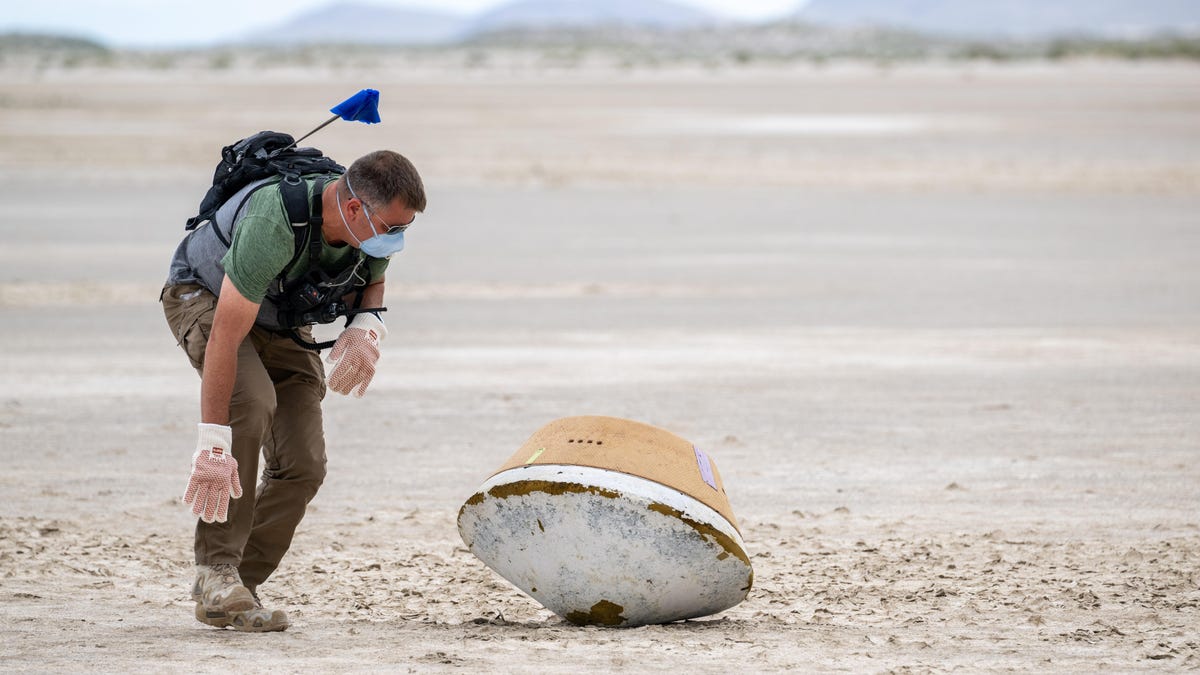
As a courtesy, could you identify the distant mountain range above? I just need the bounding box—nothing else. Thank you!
[466,0,717,34]
[798,0,1200,38]
[233,0,1200,46]
[244,3,466,45]
[241,0,719,46]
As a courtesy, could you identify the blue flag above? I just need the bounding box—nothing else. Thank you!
[331,89,381,124]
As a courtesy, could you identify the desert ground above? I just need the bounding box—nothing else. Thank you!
[1,57,1198,671]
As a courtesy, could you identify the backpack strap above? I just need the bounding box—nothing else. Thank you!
[305,175,325,266]
[279,174,310,227]
[276,175,329,284]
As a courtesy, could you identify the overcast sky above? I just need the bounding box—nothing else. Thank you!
[2,0,809,47]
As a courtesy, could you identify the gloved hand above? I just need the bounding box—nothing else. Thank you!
[326,313,386,398]
[183,423,242,523]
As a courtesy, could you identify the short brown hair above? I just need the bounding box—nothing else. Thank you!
[346,150,426,213]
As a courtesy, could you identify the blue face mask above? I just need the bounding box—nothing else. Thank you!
[356,225,405,259]
[338,181,407,258]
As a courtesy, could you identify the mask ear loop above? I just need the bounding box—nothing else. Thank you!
[315,255,368,289]
[350,258,369,287]
[336,185,368,248]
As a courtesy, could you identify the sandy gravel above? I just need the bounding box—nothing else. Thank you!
[1,59,1198,672]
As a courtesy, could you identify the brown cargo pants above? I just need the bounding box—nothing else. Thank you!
[161,282,327,589]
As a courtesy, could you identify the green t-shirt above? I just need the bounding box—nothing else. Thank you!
[221,178,390,304]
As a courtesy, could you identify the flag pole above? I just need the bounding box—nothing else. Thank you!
[284,114,340,152]
[276,89,380,155]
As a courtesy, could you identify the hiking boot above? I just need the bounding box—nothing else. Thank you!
[192,563,256,627]
[193,603,290,632]
[194,573,290,633]
[237,585,289,632]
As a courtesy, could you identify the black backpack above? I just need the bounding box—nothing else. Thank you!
[185,130,345,231]
[184,131,379,350]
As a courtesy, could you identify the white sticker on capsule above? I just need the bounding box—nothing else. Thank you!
[694,445,717,490]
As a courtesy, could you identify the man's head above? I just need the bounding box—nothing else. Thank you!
[331,150,426,255]
[345,150,426,215]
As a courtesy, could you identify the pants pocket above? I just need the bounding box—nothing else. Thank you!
[180,313,213,371]
[162,284,216,371]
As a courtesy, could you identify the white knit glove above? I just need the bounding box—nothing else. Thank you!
[326,313,386,398]
[183,423,241,523]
